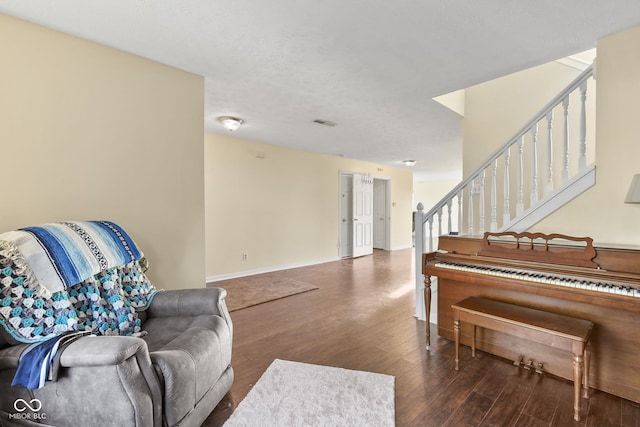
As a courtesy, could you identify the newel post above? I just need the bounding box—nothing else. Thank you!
[414,203,426,321]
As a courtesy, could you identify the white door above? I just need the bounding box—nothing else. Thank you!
[352,173,374,257]
[373,179,387,249]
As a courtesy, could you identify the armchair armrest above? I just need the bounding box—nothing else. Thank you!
[148,288,227,317]
[56,335,163,427]
[147,288,233,337]
[60,336,149,367]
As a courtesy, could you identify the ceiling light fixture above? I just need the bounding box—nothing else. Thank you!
[402,160,417,167]
[218,116,244,131]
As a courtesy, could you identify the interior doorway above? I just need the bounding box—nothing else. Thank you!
[373,178,389,249]
[339,172,390,258]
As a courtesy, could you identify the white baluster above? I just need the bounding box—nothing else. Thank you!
[446,200,453,235]
[468,181,474,235]
[579,81,588,171]
[457,190,463,234]
[427,215,434,252]
[479,170,486,235]
[530,123,539,206]
[517,137,525,215]
[437,207,443,239]
[503,146,511,225]
[546,111,554,195]
[562,96,570,184]
[491,160,498,232]
[414,203,426,320]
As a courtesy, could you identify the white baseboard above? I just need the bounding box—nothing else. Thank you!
[208,246,413,283]
[391,244,413,251]
[206,256,341,283]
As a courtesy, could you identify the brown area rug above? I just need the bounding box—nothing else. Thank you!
[214,275,319,312]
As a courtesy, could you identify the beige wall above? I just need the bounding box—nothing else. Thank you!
[414,179,461,213]
[534,26,640,246]
[462,61,584,177]
[0,14,206,289]
[205,133,414,279]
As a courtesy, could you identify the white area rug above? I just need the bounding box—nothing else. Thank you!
[224,359,395,427]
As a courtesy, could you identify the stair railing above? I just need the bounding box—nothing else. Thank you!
[414,64,595,321]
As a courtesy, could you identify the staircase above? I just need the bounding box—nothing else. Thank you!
[414,65,596,321]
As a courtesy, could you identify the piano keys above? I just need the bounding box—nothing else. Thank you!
[433,261,640,297]
[423,232,640,403]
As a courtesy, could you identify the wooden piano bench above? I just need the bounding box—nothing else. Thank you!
[451,296,594,422]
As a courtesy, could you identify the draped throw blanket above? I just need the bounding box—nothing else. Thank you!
[0,221,157,344]
[0,221,142,295]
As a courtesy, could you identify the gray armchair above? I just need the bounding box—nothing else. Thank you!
[0,287,234,427]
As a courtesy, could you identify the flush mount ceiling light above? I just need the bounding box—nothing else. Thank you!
[402,160,417,167]
[218,116,244,131]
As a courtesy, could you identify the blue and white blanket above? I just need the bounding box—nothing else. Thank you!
[0,221,141,296]
[0,221,157,344]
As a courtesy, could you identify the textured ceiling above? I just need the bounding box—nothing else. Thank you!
[2,1,640,182]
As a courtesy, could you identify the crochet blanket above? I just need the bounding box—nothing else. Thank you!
[0,221,157,343]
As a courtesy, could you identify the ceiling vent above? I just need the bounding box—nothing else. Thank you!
[313,119,337,127]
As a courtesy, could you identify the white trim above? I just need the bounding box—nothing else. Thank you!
[339,172,353,258]
[502,164,596,232]
[206,256,340,283]
[556,56,592,71]
[392,244,414,251]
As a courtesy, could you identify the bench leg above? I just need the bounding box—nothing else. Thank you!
[573,353,584,422]
[583,346,590,399]
[454,319,460,370]
[471,324,476,358]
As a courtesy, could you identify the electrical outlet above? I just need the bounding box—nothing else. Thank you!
[242,253,248,261]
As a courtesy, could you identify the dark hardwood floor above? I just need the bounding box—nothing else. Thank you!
[203,248,640,426]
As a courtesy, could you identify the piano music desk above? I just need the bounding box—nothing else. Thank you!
[452,296,594,422]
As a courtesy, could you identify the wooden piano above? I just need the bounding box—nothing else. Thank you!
[423,231,640,403]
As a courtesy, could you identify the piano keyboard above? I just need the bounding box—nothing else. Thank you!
[434,262,640,298]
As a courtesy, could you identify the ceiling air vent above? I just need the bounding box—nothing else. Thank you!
[313,119,337,127]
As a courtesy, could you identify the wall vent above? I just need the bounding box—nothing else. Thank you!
[313,119,337,127]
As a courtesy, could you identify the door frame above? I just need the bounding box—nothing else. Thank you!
[373,177,391,251]
[338,170,391,258]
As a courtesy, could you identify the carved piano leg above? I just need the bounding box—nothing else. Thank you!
[573,352,584,422]
[424,274,432,351]
[454,318,460,370]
